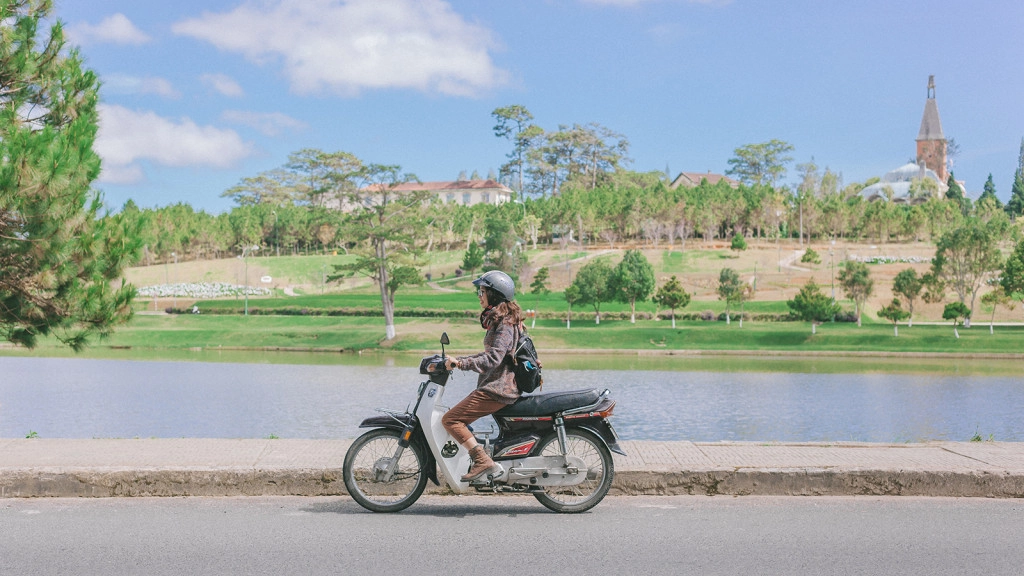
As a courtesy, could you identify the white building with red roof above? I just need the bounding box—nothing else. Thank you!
[394,179,513,206]
[333,179,513,212]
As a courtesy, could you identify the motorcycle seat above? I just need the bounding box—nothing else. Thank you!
[494,388,602,418]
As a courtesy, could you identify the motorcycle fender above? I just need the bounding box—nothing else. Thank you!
[575,421,627,456]
[357,416,440,486]
[358,414,414,429]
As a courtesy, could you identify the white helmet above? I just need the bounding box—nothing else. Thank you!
[473,270,515,302]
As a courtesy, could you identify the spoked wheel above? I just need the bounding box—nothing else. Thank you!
[533,428,614,513]
[343,428,428,513]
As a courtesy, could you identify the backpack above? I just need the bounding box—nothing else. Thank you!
[510,332,543,393]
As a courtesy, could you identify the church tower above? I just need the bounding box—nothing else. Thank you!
[916,75,947,182]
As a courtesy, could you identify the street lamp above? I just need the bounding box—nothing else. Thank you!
[514,195,527,219]
[830,239,836,302]
[239,245,259,316]
[271,210,279,257]
[775,209,783,273]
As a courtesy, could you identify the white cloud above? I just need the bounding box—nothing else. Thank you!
[580,0,731,5]
[172,0,507,97]
[95,104,255,184]
[201,73,245,98]
[221,110,308,137]
[66,13,151,46]
[103,74,181,99]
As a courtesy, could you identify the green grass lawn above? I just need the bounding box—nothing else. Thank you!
[194,289,801,318]
[15,311,1014,357]
[90,314,398,351]
[525,317,1024,355]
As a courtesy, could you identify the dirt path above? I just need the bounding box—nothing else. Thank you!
[427,281,459,293]
[781,249,811,272]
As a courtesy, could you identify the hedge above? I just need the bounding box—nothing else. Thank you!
[168,306,854,323]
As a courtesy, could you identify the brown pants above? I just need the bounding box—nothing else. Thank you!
[441,389,508,446]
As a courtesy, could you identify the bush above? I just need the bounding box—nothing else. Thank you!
[801,248,821,264]
[170,304,838,323]
[833,310,858,323]
[730,235,748,251]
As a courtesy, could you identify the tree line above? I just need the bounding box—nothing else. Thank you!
[124,149,1022,267]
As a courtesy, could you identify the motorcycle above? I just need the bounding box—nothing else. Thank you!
[343,332,625,513]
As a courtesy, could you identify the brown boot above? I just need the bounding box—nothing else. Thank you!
[461,445,499,482]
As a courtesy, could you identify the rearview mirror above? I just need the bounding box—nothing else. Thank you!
[440,332,450,345]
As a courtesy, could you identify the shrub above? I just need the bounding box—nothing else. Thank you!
[801,248,821,264]
[833,310,858,323]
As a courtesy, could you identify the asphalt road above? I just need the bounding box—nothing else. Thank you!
[2,495,1022,576]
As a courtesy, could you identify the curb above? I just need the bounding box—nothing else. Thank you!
[4,439,1024,499]
[612,470,1024,498]
[4,469,1024,499]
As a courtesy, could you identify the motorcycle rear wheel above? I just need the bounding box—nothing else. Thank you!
[343,428,428,513]
[533,428,614,513]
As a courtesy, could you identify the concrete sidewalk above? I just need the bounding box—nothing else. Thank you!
[2,439,1023,498]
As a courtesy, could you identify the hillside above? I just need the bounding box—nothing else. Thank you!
[122,240,1017,324]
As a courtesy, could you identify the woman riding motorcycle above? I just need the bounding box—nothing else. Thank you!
[442,270,524,481]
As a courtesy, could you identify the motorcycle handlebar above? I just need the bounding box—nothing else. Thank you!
[419,354,450,376]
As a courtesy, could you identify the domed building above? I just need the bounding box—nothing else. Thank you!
[860,75,950,204]
[859,162,947,204]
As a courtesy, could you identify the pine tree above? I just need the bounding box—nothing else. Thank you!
[787,279,840,335]
[653,275,690,329]
[717,267,742,325]
[877,299,910,337]
[1007,138,1024,218]
[978,174,1002,209]
[945,172,969,215]
[461,241,485,277]
[611,250,655,323]
[1,0,141,349]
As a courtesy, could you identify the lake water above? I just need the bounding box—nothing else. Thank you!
[1,354,1022,442]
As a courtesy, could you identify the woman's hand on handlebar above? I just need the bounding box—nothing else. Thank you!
[444,357,459,371]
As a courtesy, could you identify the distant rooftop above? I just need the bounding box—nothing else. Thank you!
[669,171,739,189]
[389,179,513,192]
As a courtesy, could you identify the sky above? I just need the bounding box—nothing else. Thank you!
[56,0,1024,214]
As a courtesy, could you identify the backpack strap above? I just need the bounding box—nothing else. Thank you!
[507,324,524,366]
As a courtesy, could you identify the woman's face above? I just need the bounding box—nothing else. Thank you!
[477,286,489,308]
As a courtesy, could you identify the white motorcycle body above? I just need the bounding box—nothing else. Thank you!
[417,379,587,493]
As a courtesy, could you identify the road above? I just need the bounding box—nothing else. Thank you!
[2,495,1021,575]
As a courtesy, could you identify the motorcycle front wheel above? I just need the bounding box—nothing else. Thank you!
[343,428,428,513]
[533,428,614,513]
